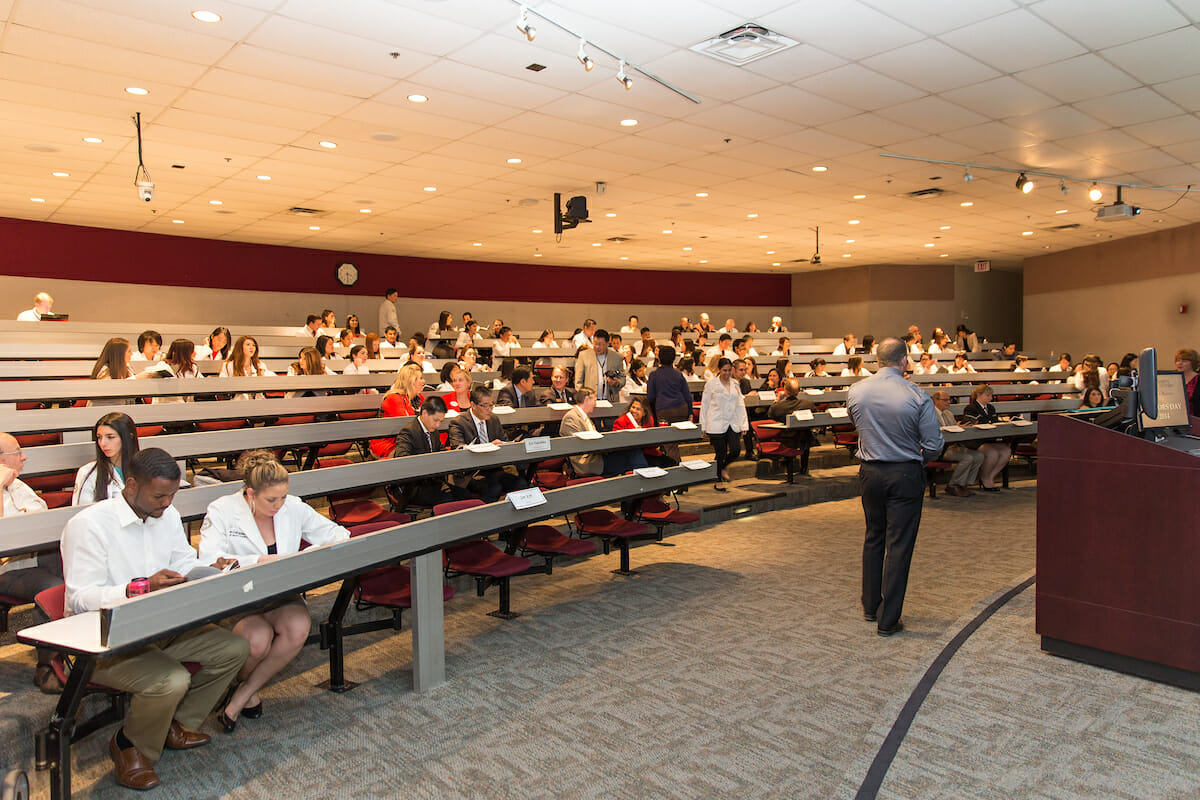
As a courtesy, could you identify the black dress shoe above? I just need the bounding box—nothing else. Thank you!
[981,487,1000,493]
[863,612,877,622]
[219,710,238,734]
[241,702,263,720]
[877,622,905,637]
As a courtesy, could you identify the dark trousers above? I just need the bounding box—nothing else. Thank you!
[859,461,925,630]
[710,428,741,477]
[0,552,63,665]
[470,467,529,503]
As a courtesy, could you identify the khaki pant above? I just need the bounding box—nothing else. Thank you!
[92,624,249,761]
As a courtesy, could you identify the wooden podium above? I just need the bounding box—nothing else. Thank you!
[1037,413,1200,689]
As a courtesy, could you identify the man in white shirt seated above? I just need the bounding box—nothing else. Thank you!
[492,326,517,358]
[833,333,856,356]
[767,316,787,333]
[706,333,734,361]
[61,448,248,790]
[913,353,942,375]
[137,331,163,362]
[737,335,759,359]
[17,292,54,321]
[0,432,64,693]
[620,315,640,334]
[1048,352,1071,373]
[380,326,402,349]
[718,318,738,334]
[903,333,924,355]
[296,314,322,338]
[572,319,597,349]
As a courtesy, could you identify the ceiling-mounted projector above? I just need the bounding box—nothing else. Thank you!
[1095,202,1140,222]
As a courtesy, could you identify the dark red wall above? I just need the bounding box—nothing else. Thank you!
[0,217,790,306]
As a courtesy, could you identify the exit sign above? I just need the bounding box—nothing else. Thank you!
[974,260,991,272]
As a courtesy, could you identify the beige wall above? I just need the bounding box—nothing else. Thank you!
[0,275,791,338]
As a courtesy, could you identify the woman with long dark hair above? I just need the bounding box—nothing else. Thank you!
[148,339,201,403]
[345,314,363,337]
[71,412,140,505]
[196,326,232,361]
[700,357,747,492]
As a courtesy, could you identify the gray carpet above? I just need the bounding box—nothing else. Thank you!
[2,483,1197,799]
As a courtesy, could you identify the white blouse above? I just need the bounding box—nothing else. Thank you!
[699,376,749,434]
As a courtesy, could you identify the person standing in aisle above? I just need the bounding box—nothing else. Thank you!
[847,338,943,637]
[378,287,399,336]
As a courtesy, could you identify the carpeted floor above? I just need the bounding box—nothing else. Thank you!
[2,482,1197,799]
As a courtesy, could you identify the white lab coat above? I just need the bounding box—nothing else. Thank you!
[198,492,349,566]
[699,376,748,434]
[71,461,123,506]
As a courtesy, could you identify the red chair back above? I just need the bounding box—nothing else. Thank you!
[433,499,485,516]
[35,584,66,622]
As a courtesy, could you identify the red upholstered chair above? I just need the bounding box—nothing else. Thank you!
[196,419,248,432]
[924,460,955,498]
[134,425,164,438]
[635,496,700,543]
[15,432,60,448]
[572,509,652,575]
[832,423,859,455]
[531,457,569,490]
[348,521,453,628]
[320,458,412,527]
[436,500,533,619]
[22,472,75,507]
[750,420,803,483]
[515,524,596,573]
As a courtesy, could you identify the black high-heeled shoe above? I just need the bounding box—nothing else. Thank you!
[219,710,238,734]
[240,702,263,719]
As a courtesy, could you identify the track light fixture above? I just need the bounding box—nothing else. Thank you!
[1015,173,1033,194]
[616,60,633,90]
[515,6,536,41]
[963,168,973,183]
[1059,179,1069,196]
[577,39,594,71]
[1089,183,1103,202]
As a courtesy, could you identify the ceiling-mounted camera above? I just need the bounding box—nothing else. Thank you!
[137,180,155,203]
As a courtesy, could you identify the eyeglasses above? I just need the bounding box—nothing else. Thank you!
[476,402,494,409]
[0,449,23,457]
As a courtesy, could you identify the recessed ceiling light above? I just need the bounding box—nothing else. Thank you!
[620,119,638,127]
[191,10,221,22]
[51,171,69,177]
[209,200,222,205]
[407,94,428,103]
[620,256,629,260]
[924,243,935,248]
[309,225,321,231]
[683,246,692,251]
[662,229,672,234]
[960,201,973,207]
[605,212,616,217]
[853,194,866,200]
[842,253,852,258]
[257,175,271,181]
[695,192,708,198]
[1021,231,1033,236]
[359,208,372,214]
[848,219,860,225]
[1055,209,1068,214]
[699,259,708,263]
[758,234,768,239]
[1043,245,1052,249]
[531,228,543,233]
[939,225,951,230]
[747,213,758,218]
[319,140,337,148]
[172,219,184,224]
[771,262,781,267]
[30,197,45,203]
[811,165,828,172]
[506,157,522,164]
[766,250,775,254]
[534,253,543,257]
[125,87,149,95]
[845,239,855,244]
[939,253,949,257]
[82,136,102,143]
[423,186,437,192]
[473,242,483,246]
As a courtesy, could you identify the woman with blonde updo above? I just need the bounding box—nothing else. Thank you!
[198,450,350,732]
[369,362,426,459]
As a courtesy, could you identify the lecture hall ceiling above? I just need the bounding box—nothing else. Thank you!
[2,0,1200,273]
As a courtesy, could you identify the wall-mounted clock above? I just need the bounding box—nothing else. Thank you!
[335,261,359,286]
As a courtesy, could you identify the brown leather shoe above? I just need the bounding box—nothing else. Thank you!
[109,735,160,790]
[165,720,211,750]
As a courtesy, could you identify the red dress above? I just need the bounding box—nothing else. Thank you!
[612,411,664,458]
[369,393,419,459]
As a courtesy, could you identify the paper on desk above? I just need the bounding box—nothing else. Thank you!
[792,409,814,421]
[974,423,997,430]
[758,390,778,401]
[828,407,849,418]
[805,388,824,395]
[466,442,500,453]
[444,409,460,418]
[572,430,603,440]
[1010,419,1034,426]
[681,459,711,470]
[941,425,965,433]
[671,421,698,430]
[594,399,614,408]
[507,487,547,510]
[547,402,572,410]
[491,405,515,414]
[634,466,669,479]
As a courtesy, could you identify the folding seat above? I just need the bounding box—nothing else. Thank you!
[572,509,653,575]
[436,500,532,619]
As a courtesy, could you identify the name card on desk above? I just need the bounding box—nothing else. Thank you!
[594,399,614,408]
[466,442,500,453]
[805,389,824,395]
[492,405,515,415]
[681,459,711,470]
[671,421,698,430]
[634,466,669,479]
[547,402,572,410]
[1010,419,1034,427]
[572,430,603,440]
[829,407,849,418]
[758,390,778,401]
[523,436,552,453]
[792,409,814,421]
[507,487,547,510]
[941,425,965,432]
[973,423,997,430]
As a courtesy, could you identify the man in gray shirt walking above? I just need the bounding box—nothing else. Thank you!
[847,338,943,636]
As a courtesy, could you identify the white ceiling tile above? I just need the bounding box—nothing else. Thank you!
[939,9,1087,73]
[1015,54,1142,104]
[1006,106,1108,140]
[759,0,924,61]
[817,113,925,148]
[407,59,568,110]
[1056,129,1151,159]
[940,121,1038,153]
[859,0,1018,36]
[860,39,1000,95]
[941,76,1060,119]
[795,64,925,112]
[1030,0,1191,49]
[876,96,989,135]
[1153,75,1200,112]
[734,86,859,127]
[1100,28,1200,85]
[766,128,875,159]
[191,68,360,115]
[1075,88,1184,127]
[1122,115,1200,147]
[1099,147,1184,174]
[739,45,848,84]
[274,0,486,54]
[244,14,436,78]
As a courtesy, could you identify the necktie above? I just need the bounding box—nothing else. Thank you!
[477,420,487,443]
[424,429,433,452]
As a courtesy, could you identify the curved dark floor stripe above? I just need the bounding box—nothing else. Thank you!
[854,575,1038,800]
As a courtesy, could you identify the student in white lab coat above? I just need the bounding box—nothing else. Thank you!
[71,412,139,505]
[198,450,349,731]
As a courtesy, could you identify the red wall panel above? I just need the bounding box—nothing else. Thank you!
[0,217,790,306]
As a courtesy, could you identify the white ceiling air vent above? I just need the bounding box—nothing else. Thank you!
[690,24,800,66]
